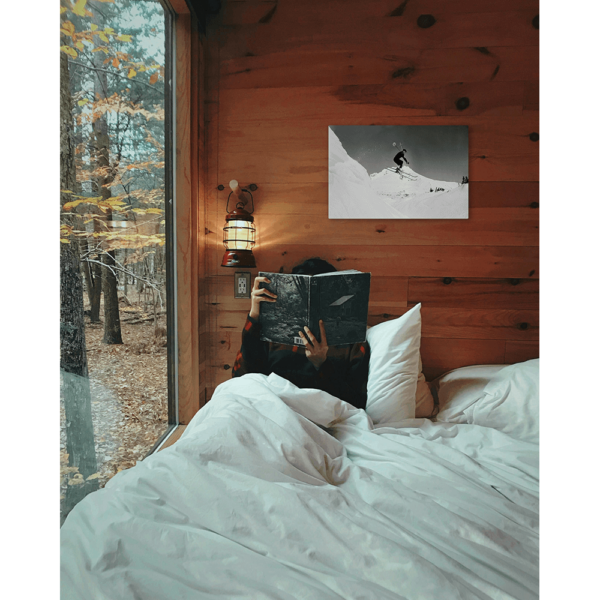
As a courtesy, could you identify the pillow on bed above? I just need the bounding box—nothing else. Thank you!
[433,364,507,424]
[463,359,539,443]
[365,304,421,423]
[415,355,435,419]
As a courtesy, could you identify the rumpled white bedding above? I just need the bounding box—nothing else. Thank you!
[61,373,539,600]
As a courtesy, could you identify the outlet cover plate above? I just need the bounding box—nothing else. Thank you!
[234,271,251,299]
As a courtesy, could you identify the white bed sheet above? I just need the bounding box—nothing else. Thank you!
[61,373,539,600]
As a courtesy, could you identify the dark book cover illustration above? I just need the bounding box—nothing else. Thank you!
[258,270,371,346]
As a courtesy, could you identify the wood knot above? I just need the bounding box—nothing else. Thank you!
[336,257,343,262]
[443,277,453,285]
[455,97,470,111]
[258,5,277,23]
[510,278,520,286]
[389,1,409,17]
[392,66,415,79]
[519,322,529,330]
[382,313,391,319]
[224,364,231,370]
[376,229,385,234]
[532,15,539,29]
[417,14,436,28]
[530,201,539,208]
[217,184,225,191]
[529,132,539,142]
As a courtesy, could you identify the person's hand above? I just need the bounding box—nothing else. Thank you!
[299,320,328,369]
[249,276,277,320]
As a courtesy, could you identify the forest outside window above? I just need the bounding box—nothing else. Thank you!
[59,0,178,525]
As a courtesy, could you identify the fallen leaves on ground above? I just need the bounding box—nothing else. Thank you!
[60,297,169,509]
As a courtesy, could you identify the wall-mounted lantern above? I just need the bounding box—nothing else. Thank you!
[221,179,256,268]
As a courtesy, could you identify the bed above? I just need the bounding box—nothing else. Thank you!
[60,305,539,600]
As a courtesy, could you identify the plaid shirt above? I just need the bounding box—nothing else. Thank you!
[232,314,370,410]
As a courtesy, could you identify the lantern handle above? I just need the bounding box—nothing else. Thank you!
[226,189,254,214]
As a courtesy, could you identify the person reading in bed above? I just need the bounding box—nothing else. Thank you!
[232,257,371,410]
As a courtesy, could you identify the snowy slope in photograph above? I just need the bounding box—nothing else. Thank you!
[370,167,468,219]
[328,128,468,219]
[328,129,407,218]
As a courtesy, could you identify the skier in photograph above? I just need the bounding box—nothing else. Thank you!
[392,142,409,172]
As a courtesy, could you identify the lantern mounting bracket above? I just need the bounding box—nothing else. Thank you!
[226,189,254,214]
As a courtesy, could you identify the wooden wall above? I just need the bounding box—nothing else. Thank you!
[173,6,208,423]
[202,0,539,399]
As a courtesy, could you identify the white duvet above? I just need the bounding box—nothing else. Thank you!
[61,373,539,600]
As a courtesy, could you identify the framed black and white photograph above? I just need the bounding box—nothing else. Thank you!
[329,125,469,219]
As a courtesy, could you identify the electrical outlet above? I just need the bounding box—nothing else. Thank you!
[234,272,251,299]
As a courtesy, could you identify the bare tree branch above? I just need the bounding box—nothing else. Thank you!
[82,255,164,310]
[67,60,157,92]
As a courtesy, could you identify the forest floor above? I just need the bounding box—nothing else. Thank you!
[60,297,169,511]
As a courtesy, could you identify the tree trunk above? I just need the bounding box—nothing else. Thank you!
[60,51,99,524]
[89,259,103,322]
[92,14,122,344]
[102,250,123,344]
[80,238,102,323]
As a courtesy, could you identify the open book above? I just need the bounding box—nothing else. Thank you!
[257,270,371,346]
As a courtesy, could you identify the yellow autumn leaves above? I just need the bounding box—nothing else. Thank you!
[61,0,115,19]
[60,191,166,249]
[60,1,164,92]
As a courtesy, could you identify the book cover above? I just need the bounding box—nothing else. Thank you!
[258,270,371,346]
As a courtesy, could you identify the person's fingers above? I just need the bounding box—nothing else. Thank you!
[303,326,318,345]
[253,276,271,290]
[319,320,327,343]
[259,288,277,298]
[253,288,277,300]
[298,330,313,347]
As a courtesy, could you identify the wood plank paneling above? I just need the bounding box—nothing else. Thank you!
[248,209,538,247]
[408,277,539,308]
[251,245,538,278]
[210,181,538,213]
[420,338,507,379]
[222,1,539,27]
[218,117,539,183]
[201,0,539,406]
[175,14,200,424]
[469,182,539,208]
[505,340,539,364]
[220,48,538,90]
[369,307,538,341]
[218,82,530,119]
[219,12,538,60]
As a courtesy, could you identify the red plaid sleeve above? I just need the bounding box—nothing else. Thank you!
[232,313,269,378]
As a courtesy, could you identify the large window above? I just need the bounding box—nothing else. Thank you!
[60,0,176,525]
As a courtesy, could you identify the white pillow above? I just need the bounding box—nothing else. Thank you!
[365,304,421,423]
[415,355,435,418]
[433,364,506,423]
[464,359,539,442]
